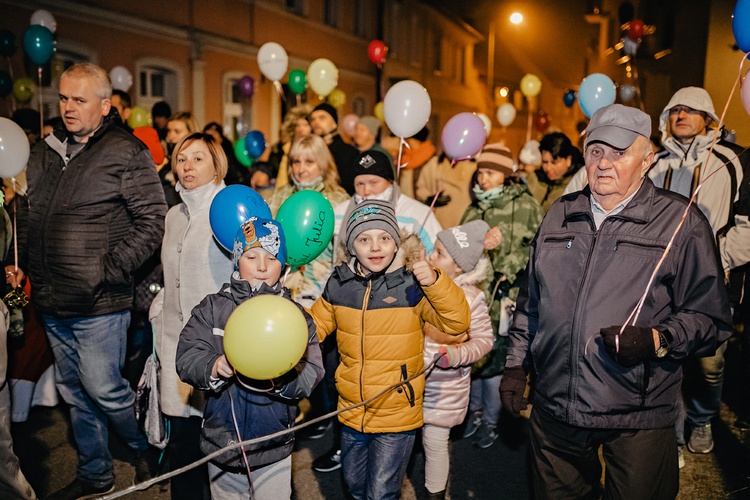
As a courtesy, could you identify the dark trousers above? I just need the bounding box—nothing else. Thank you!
[529,407,678,500]
[168,415,210,500]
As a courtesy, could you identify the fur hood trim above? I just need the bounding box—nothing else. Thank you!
[453,255,491,287]
[335,229,423,272]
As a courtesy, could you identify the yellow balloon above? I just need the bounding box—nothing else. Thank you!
[373,101,384,122]
[520,73,542,98]
[223,295,309,380]
[13,78,35,103]
[128,106,151,129]
[307,58,339,98]
[328,88,346,108]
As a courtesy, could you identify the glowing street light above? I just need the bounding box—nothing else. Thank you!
[510,12,523,25]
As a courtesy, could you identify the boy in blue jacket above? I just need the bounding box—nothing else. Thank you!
[176,217,323,500]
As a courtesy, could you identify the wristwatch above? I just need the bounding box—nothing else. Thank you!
[655,331,669,358]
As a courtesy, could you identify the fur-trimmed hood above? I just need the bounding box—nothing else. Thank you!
[453,255,491,287]
[335,229,423,273]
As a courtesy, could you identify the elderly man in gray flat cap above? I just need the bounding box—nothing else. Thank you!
[500,103,732,499]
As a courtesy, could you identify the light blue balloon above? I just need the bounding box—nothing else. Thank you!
[578,73,616,118]
[734,0,750,53]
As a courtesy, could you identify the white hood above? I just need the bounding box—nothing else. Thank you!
[658,87,720,144]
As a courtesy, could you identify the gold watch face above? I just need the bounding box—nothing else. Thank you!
[656,346,668,358]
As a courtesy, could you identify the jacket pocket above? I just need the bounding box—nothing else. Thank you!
[397,364,416,408]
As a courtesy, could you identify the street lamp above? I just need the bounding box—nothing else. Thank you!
[510,12,523,25]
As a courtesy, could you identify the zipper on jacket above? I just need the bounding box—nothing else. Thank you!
[399,364,415,407]
[359,279,372,432]
[566,228,598,422]
[640,361,651,406]
[40,145,69,298]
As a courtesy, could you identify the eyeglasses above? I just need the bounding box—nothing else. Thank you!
[668,105,703,116]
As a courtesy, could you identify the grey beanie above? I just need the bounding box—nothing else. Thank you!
[437,220,491,272]
[345,199,401,255]
[358,116,382,138]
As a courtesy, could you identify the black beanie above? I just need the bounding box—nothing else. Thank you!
[351,150,395,183]
[313,103,338,124]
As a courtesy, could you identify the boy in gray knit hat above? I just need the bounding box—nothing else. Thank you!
[310,198,471,499]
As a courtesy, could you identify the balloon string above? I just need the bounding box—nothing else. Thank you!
[227,390,255,497]
[274,81,286,102]
[99,355,441,499]
[420,189,442,231]
[296,94,301,106]
[631,58,646,112]
[12,178,18,273]
[6,56,16,115]
[281,266,291,287]
[525,106,532,143]
[622,52,749,331]
[396,137,411,180]
[37,66,43,139]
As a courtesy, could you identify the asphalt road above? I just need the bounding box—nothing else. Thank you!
[10,335,750,499]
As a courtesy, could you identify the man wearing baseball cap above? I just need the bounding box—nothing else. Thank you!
[501,103,732,498]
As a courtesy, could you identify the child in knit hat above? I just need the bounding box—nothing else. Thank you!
[460,142,544,448]
[175,217,324,500]
[421,220,498,498]
[310,199,471,500]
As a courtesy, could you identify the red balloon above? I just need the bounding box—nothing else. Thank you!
[368,40,388,65]
[535,111,551,133]
[628,20,645,41]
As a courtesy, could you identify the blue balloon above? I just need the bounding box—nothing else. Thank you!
[578,73,616,119]
[619,84,635,103]
[563,89,576,108]
[209,185,272,251]
[734,0,750,53]
[23,25,55,66]
[244,130,267,160]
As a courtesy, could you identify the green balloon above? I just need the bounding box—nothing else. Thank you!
[234,138,252,167]
[275,190,334,266]
[288,69,307,95]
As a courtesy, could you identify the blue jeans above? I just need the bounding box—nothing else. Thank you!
[469,374,502,426]
[341,426,416,500]
[43,312,149,484]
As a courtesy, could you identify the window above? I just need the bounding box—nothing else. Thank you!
[354,0,375,39]
[385,1,402,59]
[134,57,184,116]
[285,0,305,16]
[409,13,423,66]
[324,0,339,28]
[352,95,366,117]
[431,29,442,73]
[455,46,465,83]
[223,72,249,142]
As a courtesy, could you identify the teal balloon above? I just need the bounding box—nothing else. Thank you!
[0,71,11,98]
[0,29,17,58]
[288,69,307,95]
[275,190,334,266]
[234,138,253,167]
[23,25,56,66]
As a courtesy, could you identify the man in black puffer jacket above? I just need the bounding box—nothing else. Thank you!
[8,63,167,500]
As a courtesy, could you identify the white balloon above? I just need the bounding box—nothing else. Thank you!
[258,42,289,82]
[496,103,516,127]
[476,113,492,137]
[622,37,640,57]
[383,80,432,138]
[30,9,57,33]
[0,118,31,178]
[109,66,133,92]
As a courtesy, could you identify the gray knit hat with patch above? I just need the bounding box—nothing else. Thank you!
[437,220,492,272]
[345,199,400,255]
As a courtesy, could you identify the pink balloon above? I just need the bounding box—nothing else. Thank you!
[742,76,750,117]
[440,112,486,161]
[341,113,359,137]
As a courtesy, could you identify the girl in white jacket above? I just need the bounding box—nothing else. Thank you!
[422,220,498,499]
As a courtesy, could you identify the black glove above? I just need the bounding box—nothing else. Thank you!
[499,365,528,417]
[600,325,654,367]
[425,193,451,207]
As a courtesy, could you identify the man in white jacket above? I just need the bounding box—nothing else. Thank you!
[648,87,750,464]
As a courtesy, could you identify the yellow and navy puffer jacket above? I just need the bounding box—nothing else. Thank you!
[310,233,470,433]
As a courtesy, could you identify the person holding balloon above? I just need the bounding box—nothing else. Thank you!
[149,132,233,499]
[526,132,585,213]
[175,217,323,500]
[267,135,349,307]
[267,104,313,190]
[459,144,543,449]
[310,199,470,500]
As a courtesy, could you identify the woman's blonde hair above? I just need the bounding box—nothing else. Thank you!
[281,104,312,143]
[171,132,228,183]
[288,135,340,191]
[168,111,199,135]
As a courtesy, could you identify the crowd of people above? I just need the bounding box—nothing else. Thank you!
[0,61,747,500]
